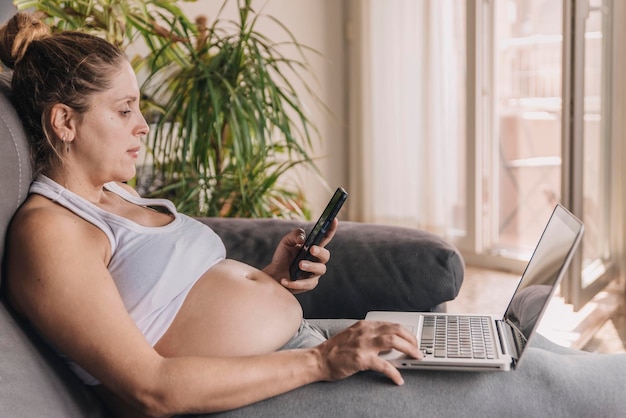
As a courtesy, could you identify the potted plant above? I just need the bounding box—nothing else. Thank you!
[14,0,322,218]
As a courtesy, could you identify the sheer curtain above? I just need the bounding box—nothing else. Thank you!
[349,0,464,235]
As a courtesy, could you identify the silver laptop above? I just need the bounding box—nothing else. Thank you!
[366,204,583,372]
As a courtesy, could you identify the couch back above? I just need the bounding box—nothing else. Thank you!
[0,71,30,287]
[0,72,108,417]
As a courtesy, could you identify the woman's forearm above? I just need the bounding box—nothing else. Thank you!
[134,348,325,417]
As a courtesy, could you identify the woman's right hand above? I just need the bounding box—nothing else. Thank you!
[314,320,422,385]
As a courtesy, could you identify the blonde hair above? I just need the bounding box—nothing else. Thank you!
[0,12,51,68]
[0,12,127,175]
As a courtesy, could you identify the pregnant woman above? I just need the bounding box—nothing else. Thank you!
[1,12,419,418]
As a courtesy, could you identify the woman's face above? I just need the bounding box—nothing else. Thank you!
[69,60,149,185]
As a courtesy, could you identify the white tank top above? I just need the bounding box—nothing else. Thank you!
[29,175,226,385]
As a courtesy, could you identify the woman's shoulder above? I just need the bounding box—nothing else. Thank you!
[5,194,112,314]
[9,193,110,252]
[13,193,77,225]
[12,194,70,229]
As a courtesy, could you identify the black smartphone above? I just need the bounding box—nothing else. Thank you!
[289,187,348,280]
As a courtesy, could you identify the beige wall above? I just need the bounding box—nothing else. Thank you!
[181,0,348,216]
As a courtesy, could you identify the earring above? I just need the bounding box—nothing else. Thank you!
[61,134,70,153]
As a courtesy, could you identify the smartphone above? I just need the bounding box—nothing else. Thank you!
[289,187,348,280]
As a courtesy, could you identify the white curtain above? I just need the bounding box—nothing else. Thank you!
[350,0,463,235]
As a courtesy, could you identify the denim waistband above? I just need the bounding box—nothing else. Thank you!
[278,319,328,350]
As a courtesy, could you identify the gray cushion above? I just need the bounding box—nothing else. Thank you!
[194,329,626,418]
[201,218,463,318]
[0,304,109,417]
[0,71,31,286]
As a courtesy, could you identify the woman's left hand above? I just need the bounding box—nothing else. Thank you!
[263,219,338,294]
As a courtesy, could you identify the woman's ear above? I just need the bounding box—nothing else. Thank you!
[49,103,75,141]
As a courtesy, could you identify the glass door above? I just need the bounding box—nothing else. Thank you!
[346,0,620,311]
[561,0,615,310]
[477,0,616,309]
[488,0,564,258]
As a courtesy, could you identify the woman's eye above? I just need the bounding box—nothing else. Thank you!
[120,110,132,116]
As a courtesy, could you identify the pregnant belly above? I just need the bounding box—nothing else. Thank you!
[154,259,303,357]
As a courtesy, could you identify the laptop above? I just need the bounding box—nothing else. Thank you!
[365,204,583,371]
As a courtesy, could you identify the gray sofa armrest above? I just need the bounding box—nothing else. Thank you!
[0,303,109,417]
[199,218,464,319]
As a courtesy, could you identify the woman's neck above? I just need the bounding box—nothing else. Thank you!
[44,169,108,204]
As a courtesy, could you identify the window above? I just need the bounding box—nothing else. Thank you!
[347,0,620,309]
[560,0,616,309]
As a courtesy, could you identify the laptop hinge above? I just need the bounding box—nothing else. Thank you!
[496,319,525,366]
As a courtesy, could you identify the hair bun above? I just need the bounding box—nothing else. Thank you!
[0,12,51,69]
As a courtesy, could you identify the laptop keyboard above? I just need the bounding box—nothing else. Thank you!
[420,315,496,359]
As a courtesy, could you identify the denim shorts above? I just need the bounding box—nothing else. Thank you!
[277,319,359,351]
[278,319,329,350]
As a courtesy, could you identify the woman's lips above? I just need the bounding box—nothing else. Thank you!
[128,146,141,158]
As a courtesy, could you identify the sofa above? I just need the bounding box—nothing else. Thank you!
[3,66,626,418]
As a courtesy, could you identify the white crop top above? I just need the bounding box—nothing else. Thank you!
[29,175,226,385]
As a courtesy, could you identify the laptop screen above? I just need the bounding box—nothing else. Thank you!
[502,204,584,343]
